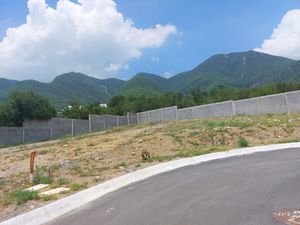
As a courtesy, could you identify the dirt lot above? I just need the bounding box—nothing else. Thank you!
[1,113,300,221]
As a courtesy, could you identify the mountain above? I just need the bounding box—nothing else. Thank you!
[116,73,171,96]
[279,61,300,82]
[169,50,296,93]
[0,72,125,108]
[0,78,18,101]
[1,50,300,108]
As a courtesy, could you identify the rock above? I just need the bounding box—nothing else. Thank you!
[131,152,136,156]
[40,187,70,196]
[63,144,69,147]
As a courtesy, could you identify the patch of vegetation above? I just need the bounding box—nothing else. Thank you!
[33,176,53,185]
[57,178,68,186]
[238,137,249,147]
[0,178,5,185]
[113,162,127,169]
[41,195,57,201]
[189,131,200,137]
[70,183,87,191]
[5,190,39,205]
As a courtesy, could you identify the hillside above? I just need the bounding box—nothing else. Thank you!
[169,51,296,93]
[1,50,300,107]
[0,73,125,108]
[116,73,171,96]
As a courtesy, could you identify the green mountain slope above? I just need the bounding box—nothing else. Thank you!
[279,61,300,82]
[116,73,171,96]
[0,73,125,108]
[169,50,296,93]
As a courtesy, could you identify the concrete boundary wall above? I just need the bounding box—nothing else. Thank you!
[235,98,259,115]
[128,113,138,124]
[24,128,51,143]
[89,115,105,131]
[137,106,177,124]
[51,118,73,139]
[73,119,89,135]
[0,127,23,146]
[0,113,139,146]
[118,116,129,126]
[285,90,300,113]
[104,115,118,129]
[177,107,193,120]
[258,93,288,114]
[192,101,235,119]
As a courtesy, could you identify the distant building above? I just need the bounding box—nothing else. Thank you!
[100,104,108,108]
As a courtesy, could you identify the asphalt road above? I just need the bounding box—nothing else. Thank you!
[47,148,300,225]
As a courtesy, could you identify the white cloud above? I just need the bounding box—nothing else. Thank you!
[255,9,300,60]
[163,71,173,78]
[0,0,177,81]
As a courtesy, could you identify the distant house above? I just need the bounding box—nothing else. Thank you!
[100,104,108,108]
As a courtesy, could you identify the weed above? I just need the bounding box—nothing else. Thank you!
[70,183,87,191]
[113,162,127,169]
[79,171,90,177]
[33,176,53,185]
[41,195,57,201]
[238,137,249,147]
[57,178,68,186]
[0,178,5,185]
[189,131,200,137]
[5,190,39,205]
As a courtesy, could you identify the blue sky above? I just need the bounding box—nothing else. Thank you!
[0,0,299,81]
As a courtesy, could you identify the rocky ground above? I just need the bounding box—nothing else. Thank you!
[1,113,300,221]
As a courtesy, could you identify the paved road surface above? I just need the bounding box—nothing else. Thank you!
[47,148,300,225]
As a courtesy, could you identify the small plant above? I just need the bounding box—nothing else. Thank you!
[0,178,5,185]
[113,162,127,169]
[33,176,53,185]
[189,131,200,137]
[57,178,68,186]
[70,183,87,191]
[5,190,39,205]
[41,195,57,201]
[238,137,249,147]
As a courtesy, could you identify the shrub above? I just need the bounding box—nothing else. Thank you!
[33,176,53,185]
[57,178,68,186]
[5,190,39,205]
[238,137,249,147]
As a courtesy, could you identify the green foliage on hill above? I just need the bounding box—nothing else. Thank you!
[1,73,125,109]
[116,73,171,96]
[169,51,296,93]
[0,91,57,126]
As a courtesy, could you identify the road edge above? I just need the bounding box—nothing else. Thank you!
[2,142,300,225]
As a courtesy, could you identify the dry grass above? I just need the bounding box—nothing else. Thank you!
[1,113,300,221]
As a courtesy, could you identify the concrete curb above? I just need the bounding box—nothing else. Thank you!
[2,142,300,225]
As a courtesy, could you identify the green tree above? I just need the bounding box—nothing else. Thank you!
[0,91,57,127]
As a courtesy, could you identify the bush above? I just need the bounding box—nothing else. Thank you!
[5,190,39,205]
[57,178,68,186]
[238,137,249,147]
[33,176,53,185]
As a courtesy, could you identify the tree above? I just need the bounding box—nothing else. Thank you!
[0,91,57,127]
